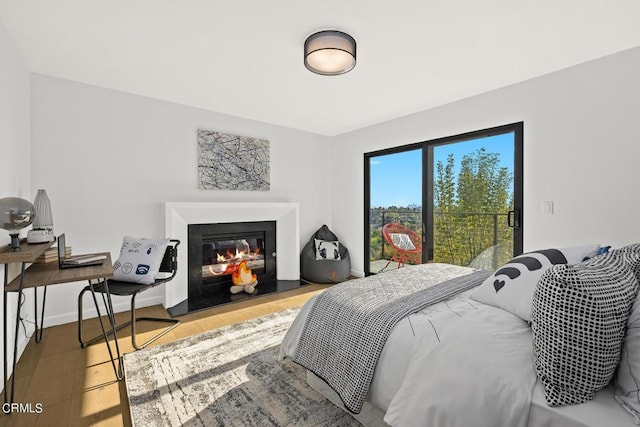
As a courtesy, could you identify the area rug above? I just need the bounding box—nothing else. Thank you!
[124,307,359,426]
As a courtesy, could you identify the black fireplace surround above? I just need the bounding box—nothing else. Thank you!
[166,219,303,317]
[185,220,281,312]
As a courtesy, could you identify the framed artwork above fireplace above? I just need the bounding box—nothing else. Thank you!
[197,129,270,191]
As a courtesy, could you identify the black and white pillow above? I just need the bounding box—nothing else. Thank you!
[314,239,341,260]
[470,244,599,321]
[113,236,170,285]
[390,233,416,251]
[532,253,638,406]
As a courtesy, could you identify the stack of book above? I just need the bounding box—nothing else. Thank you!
[34,246,71,263]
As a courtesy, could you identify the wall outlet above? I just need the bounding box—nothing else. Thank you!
[543,201,554,215]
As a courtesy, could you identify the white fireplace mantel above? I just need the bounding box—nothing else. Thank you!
[163,202,300,308]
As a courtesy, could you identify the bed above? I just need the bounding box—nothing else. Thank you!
[280,245,640,427]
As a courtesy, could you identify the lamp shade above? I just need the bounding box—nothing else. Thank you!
[27,189,55,243]
[32,189,53,229]
[304,30,356,76]
[0,197,35,251]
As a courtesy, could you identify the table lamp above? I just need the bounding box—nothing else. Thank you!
[0,197,35,251]
[27,189,54,243]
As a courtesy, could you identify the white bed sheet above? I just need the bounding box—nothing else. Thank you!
[280,288,637,426]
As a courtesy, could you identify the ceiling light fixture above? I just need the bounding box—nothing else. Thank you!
[304,30,356,76]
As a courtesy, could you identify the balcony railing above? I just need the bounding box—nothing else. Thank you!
[370,208,512,271]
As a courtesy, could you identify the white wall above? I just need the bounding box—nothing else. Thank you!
[0,17,31,390]
[331,46,640,276]
[30,75,332,326]
[18,38,640,345]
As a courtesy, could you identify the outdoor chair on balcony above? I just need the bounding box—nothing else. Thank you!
[381,223,422,271]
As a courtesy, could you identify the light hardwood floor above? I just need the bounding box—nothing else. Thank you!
[1,284,326,426]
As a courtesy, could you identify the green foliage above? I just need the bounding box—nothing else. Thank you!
[370,148,513,270]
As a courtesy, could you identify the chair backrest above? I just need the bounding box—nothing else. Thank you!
[158,239,180,279]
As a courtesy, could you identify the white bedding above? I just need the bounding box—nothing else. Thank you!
[280,287,637,426]
[384,306,536,427]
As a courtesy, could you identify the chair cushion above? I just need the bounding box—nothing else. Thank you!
[390,233,416,251]
[113,236,170,285]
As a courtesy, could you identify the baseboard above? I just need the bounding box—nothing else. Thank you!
[41,294,165,328]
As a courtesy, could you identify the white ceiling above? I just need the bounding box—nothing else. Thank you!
[1,1,640,136]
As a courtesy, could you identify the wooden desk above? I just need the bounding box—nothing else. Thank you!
[5,252,112,290]
[1,242,121,405]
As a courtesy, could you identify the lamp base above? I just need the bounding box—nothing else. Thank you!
[9,233,21,251]
[27,229,55,244]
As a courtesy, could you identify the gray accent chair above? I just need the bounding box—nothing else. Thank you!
[301,224,351,284]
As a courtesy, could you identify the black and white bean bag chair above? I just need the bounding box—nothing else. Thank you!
[300,225,351,284]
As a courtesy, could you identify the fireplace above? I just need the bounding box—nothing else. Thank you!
[187,220,278,312]
[164,202,301,316]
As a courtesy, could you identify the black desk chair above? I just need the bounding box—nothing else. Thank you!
[78,239,181,350]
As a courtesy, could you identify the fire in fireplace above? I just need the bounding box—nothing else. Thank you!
[202,237,264,281]
[187,221,276,311]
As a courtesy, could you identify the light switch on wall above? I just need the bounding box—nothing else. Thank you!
[543,201,554,215]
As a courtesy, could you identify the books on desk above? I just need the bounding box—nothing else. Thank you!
[34,246,71,263]
[61,254,107,265]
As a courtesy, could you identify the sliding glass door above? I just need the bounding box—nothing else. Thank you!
[364,123,523,275]
[366,147,423,274]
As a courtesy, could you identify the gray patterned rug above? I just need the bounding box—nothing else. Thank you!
[124,307,359,426]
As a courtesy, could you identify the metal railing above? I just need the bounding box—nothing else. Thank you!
[370,208,510,265]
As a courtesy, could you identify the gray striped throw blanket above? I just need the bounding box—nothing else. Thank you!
[293,263,491,413]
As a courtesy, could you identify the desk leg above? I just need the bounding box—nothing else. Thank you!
[87,279,123,381]
[33,286,47,343]
[3,265,7,405]
[4,262,26,405]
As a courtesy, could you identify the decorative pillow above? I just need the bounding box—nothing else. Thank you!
[314,239,341,260]
[112,236,170,285]
[611,244,640,420]
[390,233,416,251]
[532,253,638,406]
[611,243,640,282]
[470,244,599,321]
[581,245,612,262]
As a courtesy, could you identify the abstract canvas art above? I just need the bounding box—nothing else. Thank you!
[198,129,270,191]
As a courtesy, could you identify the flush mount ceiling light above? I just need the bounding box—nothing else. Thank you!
[304,30,356,76]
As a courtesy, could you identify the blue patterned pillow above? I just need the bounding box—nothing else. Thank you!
[113,236,169,284]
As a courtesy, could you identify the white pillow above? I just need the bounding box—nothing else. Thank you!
[112,236,170,285]
[470,244,599,322]
[390,233,416,251]
[314,239,341,260]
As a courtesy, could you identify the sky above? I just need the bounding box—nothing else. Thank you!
[370,132,514,208]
